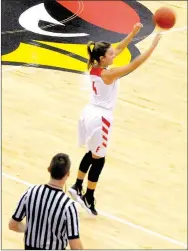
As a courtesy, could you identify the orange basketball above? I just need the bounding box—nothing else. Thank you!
[153,7,176,29]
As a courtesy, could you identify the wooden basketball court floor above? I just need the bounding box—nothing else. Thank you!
[2,1,187,249]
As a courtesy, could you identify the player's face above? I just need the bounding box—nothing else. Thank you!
[101,46,115,66]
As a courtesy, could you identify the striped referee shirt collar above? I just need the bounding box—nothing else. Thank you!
[45,184,63,191]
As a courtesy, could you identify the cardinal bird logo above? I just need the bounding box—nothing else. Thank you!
[2,0,155,74]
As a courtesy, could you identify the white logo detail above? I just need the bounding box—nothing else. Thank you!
[19,3,89,37]
[85,198,91,208]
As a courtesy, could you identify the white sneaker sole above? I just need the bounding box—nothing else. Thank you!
[68,188,80,202]
[77,197,96,216]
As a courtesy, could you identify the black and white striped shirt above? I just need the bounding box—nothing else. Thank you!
[12,184,79,250]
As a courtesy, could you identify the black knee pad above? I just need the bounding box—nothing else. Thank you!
[79,151,92,173]
[88,157,105,182]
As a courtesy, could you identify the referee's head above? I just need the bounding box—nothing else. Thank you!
[48,153,71,180]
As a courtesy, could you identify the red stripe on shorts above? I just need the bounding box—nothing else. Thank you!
[102,126,108,135]
[102,142,107,148]
[102,116,111,128]
[102,135,108,141]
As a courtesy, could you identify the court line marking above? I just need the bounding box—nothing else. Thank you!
[153,26,187,35]
[2,172,187,248]
[2,66,23,72]
[133,26,187,42]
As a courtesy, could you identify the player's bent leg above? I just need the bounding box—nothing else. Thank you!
[78,152,105,216]
[68,151,93,201]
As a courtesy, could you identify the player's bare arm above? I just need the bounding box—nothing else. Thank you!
[102,33,162,84]
[114,23,143,57]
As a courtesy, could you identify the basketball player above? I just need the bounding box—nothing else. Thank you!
[69,23,162,215]
[9,153,83,250]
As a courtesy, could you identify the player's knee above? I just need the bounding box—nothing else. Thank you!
[92,153,105,159]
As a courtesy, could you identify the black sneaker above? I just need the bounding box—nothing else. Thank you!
[78,194,98,216]
[68,184,83,202]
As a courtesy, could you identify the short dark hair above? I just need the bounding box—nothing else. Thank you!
[48,153,71,180]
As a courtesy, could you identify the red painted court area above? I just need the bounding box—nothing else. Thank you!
[57,0,140,33]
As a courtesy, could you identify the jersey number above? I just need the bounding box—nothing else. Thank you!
[92,81,97,95]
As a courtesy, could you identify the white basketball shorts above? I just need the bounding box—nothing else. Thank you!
[78,104,113,157]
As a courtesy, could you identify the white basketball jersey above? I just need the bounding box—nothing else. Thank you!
[89,67,119,111]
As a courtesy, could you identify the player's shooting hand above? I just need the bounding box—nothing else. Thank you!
[133,23,143,35]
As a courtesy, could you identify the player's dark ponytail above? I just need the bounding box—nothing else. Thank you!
[87,41,95,69]
[87,41,111,70]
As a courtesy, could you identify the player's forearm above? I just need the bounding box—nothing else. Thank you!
[104,34,161,81]
[130,46,155,69]
[107,45,156,79]
[116,31,136,52]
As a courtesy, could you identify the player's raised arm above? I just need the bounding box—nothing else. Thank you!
[114,23,143,57]
[102,33,162,84]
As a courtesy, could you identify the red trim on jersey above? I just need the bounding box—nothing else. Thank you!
[90,67,103,77]
[102,116,111,128]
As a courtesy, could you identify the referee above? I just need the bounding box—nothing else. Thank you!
[9,153,83,250]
